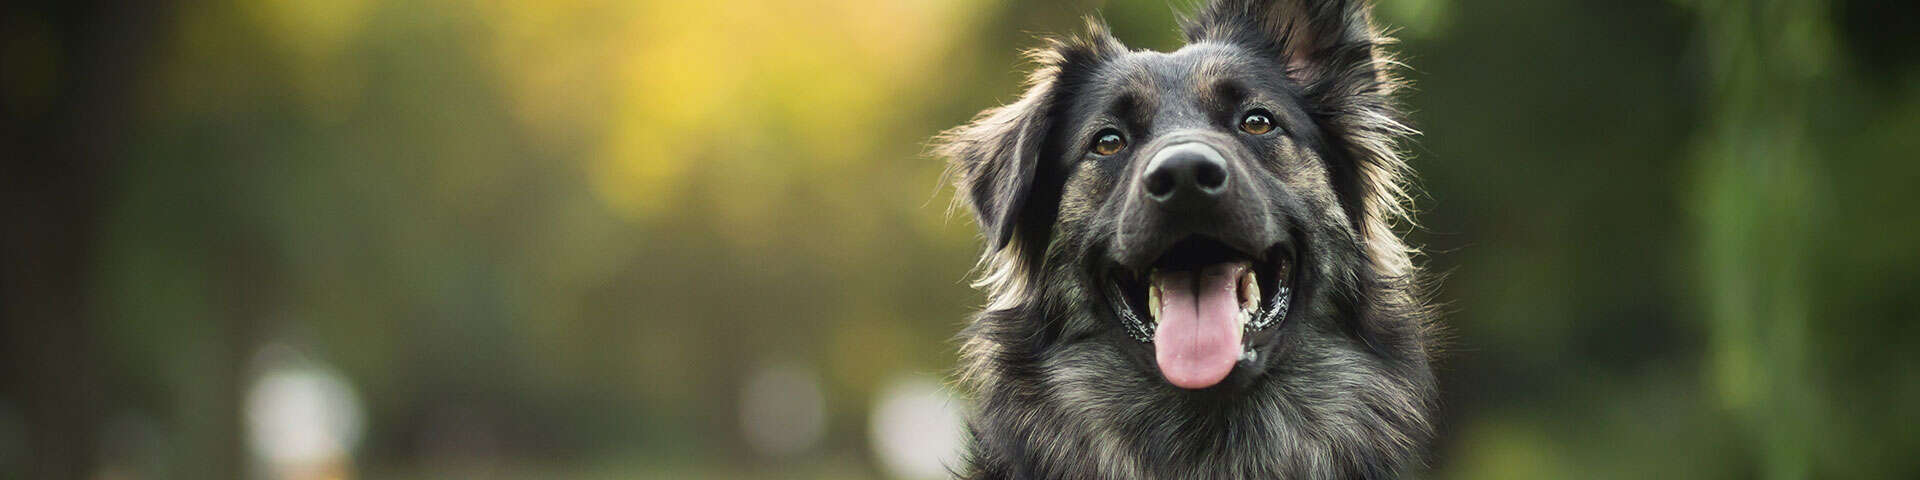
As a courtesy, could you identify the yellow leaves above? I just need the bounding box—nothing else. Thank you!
[472,0,982,238]
[591,125,693,220]
[172,0,989,247]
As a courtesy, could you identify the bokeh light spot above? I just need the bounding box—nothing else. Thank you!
[739,363,827,457]
[245,344,364,478]
[869,375,965,480]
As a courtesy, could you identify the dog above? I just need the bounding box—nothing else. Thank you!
[935,0,1437,478]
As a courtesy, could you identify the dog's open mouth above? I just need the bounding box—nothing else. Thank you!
[1109,237,1294,389]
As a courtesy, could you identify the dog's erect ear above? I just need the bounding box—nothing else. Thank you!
[1184,0,1381,89]
[939,26,1121,254]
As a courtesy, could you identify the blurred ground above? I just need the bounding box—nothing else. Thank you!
[1,0,1917,478]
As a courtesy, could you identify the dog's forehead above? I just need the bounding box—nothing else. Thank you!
[1088,44,1279,120]
[1109,44,1265,90]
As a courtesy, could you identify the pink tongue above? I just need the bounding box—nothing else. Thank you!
[1152,263,1246,389]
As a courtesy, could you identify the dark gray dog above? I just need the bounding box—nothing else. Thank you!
[936,0,1437,478]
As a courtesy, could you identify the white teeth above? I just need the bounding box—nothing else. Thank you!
[1147,283,1162,324]
[1241,269,1260,317]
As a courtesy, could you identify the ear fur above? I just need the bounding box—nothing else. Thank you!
[937,22,1124,255]
[1183,0,1380,87]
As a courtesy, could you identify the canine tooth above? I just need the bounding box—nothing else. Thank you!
[1242,270,1260,312]
[1147,284,1162,324]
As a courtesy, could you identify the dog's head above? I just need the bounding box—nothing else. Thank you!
[942,0,1427,391]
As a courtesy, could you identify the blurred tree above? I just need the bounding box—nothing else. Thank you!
[1687,0,1828,477]
[0,0,175,478]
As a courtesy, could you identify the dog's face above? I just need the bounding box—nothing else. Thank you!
[941,0,1433,475]
[1058,42,1341,390]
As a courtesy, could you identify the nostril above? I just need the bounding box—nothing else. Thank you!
[1145,169,1176,198]
[1194,161,1227,192]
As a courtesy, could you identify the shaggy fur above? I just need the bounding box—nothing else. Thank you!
[935,1,1437,478]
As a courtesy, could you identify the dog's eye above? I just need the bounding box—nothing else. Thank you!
[1240,110,1276,135]
[1090,130,1127,156]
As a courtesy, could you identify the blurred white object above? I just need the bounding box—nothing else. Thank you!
[870,375,965,480]
[245,344,364,479]
[739,363,827,457]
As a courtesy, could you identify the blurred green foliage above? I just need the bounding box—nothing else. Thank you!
[1,0,1916,478]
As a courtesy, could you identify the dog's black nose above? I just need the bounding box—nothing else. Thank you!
[1142,143,1230,203]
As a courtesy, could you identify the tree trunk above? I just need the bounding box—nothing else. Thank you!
[0,0,173,477]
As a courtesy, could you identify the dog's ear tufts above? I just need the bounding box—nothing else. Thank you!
[938,81,1051,253]
[938,23,1121,254]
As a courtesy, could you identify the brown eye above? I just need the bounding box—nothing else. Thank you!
[1240,110,1275,135]
[1091,130,1127,156]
